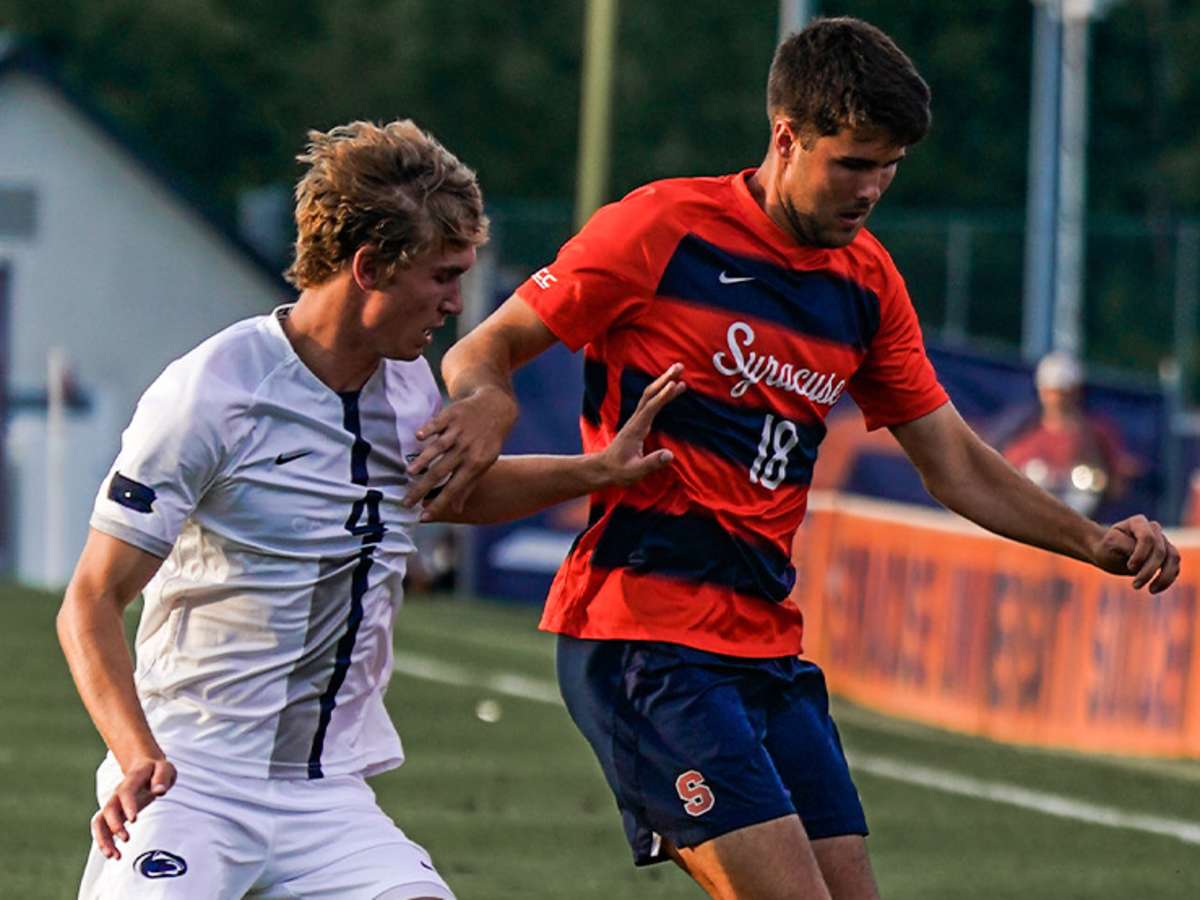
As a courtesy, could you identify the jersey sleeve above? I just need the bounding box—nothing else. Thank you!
[848,253,948,431]
[514,185,682,351]
[90,357,240,558]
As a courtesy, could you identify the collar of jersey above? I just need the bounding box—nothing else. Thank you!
[265,304,381,400]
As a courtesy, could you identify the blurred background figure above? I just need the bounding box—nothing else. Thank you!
[404,523,460,594]
[1001,351,1137,516]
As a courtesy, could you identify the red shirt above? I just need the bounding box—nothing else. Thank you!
[1003,416,1123,476]
[516,171,948,657]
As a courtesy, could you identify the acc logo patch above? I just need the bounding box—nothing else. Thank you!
[531,267,558,289]
[675,769,716,817]
[134,849,188,879]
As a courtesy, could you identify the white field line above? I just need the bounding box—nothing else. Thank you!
[393,653,1200,846]
[393,655,560,704]
[850,754,1200,846]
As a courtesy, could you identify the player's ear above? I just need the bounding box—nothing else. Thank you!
[351,245,382,291]
[772,117,799,161]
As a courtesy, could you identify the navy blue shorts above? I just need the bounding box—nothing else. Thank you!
[557,635,867,866]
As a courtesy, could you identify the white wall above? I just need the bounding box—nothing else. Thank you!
[0,72,288,586]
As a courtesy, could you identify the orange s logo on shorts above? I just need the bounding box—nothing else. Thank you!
[675,769,716,817]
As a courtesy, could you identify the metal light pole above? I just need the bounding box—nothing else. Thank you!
[575,0,619,230]
[1174,224,1200,405]
[1022,0,1119,360]
[45,347,67,586]
[1052,1,1096,357]
[778,0,815,42]
[1022,2,1062,361]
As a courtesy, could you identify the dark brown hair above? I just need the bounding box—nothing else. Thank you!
[767,17,931,147]
[286,119,489,289]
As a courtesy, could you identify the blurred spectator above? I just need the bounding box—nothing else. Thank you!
[1001,352,1137,517]
[404,523,459,594]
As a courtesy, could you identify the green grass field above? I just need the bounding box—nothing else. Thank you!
[5,584,1199,899]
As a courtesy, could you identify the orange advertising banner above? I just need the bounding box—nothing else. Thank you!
[794,494,1200,758]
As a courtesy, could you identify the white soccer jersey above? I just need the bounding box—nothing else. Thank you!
[90,306,438,780]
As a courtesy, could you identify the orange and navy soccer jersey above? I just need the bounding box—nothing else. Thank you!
[516,170,949,657]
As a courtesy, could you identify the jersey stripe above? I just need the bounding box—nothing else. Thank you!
[308,391,377,779]
[582,355,608,426]
[616,365,824,489]
[590,504,796,603]
[656,233,882,351]
[269,553,357,778]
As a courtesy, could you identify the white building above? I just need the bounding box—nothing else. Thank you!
[0,39,288,587]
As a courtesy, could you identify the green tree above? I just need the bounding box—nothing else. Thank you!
[6,0,1198,219]
[4,0,1197,361]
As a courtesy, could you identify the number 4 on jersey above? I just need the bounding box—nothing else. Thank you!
[345,489,386,543]
[750,413,799,490]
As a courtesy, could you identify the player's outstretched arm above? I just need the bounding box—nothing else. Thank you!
[57,529,176,860]
[404,294,560,519]
[430,364,686,524]
[891,402,1180,593]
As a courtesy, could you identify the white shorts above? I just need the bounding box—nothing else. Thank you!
[77,758,455,900]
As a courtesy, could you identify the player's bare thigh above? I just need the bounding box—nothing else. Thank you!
[664,815,880,900]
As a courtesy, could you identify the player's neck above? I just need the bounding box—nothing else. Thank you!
[749,157,803,246]
[284,285,380,393]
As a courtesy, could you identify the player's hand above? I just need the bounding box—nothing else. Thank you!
[595,364,686,487]
[92,757,176,860]
[1089,514,1181,593]
[403,385,519,518]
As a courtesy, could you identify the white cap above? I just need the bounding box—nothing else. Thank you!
[1035,351,1083,390]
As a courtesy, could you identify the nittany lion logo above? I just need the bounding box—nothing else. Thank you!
[134,849,188,879]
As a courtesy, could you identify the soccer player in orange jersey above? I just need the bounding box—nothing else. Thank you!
[405,18,1180,900]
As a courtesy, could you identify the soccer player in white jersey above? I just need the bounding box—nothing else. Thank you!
[57,119,685,900]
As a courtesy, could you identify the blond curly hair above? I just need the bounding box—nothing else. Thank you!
[285,120,489,288]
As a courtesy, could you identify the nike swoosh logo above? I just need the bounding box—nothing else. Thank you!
[274,450,313,465]
[718,271,755,284]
